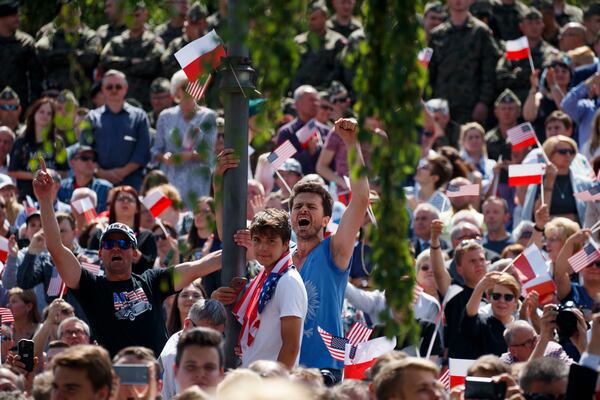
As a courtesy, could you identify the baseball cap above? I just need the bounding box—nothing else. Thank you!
[277,158,303,176]
[100,223,138,248]
[68,144,96,161]
[0,174,15,190]
[26,211,41,224]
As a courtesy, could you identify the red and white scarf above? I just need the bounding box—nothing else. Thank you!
[232,252,292,351]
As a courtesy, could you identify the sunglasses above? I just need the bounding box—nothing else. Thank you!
[104,84,123,92]
[555,148,575,155]
[490,292,515,302]
[511,336,537,348]
[0,104,18,111]
[76,155,96,162]
[102,239,133,250]
[154,234,167,241]
[116,195,136,203]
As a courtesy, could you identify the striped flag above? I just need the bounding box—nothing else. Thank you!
[446,183,479,198]
[508,163,545,187]
[507,122,536,151]
[418,47,433,67]
[505,36,530,61]
[574,184,600,202]
[296,120,320,149]
[438,368,450,391]
[126,288,148,303]
[343,336,397,380]
[449,358,475,387]
[71,197,97,223]
[81,262,101,276]
[318,326,349,361]
[568,242,600,273]
[346,323,372,346]
[267,140,297,171]
[513,244,548,284]
[143,189,172,218]
[185,75,212,101]
[0,308,14,324]
[523,273,556,305]
[47,272,66,297]
[0,236,8,263]
[23,195,37,216]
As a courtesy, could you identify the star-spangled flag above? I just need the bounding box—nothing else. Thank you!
[318,326,349,361]
[126,288,148,303]
[574,184,600,202]
[346,323,373,346]
[507,122,537,151]
[267,140,297,171]
[0,308,14,324]
[81,262,101,276]
[568,242,600,273]
[446,183,480,198]
[47,272,66,297]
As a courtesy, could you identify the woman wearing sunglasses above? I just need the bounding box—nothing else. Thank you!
[415,250,439,303]
[521,135,592,225]
[460,271,521,358]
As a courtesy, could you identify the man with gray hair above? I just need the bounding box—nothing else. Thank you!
[501,320,573,365]
[158,299,226,399]
[80,69,151,191]
[412,203,447,256]
[519,357,569,397]
[276,85,330,175]
[57,317,91,347]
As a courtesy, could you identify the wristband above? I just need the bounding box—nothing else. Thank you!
[429,244,441,250]
[534,225,544,232]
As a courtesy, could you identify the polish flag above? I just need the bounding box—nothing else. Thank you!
[508,163,545,187]
[446,183,479,198]
[505,36,530,61]
[296,120,320,149]
[71,197,97,223]
[523,274,556,305]
[343,336,397,380]
[512,244,548,285]
[449,358,475,387]
[0,237,8,263]
[142,189,172,218]
[507,122,537,151]
[174,30,225,83]
[418,47,433,67]
[23,196,36,216]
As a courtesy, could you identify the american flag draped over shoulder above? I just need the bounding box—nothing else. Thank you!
[233,252,293,351]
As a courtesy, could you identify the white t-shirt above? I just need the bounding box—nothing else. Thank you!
[158,330,182,400]
[241,268,307,367]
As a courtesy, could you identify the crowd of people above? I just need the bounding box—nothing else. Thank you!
[0,0,600,399]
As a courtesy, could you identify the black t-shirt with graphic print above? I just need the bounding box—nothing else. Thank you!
[73,267,176,357]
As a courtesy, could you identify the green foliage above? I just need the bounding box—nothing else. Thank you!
[354,0,423,344]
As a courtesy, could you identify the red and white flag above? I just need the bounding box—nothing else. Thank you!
[449,358,475,387]
[346,323,373,346]
[296,120,320,149]
[267,140,297,171]
[343,336,397,380]
[71,197,97,223]
[505,36,530,61]
[174,30,225,99]
[508,163,545,187]
[142,189,172,218]
[513,244,548,285]
[418,47,433,67]
[0,236,8,263]
[438,368,450,391]
[568,241,600,273]
[523,273,556,305]
[507,122,537,151]
[446,183,479,198]
[0,308,14,324]
[81,262,101,276]
[23,196,36,216]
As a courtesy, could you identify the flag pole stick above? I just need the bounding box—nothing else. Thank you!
[527,51,536,74]
[156,218,169,238]
[589,219,600,232]
[540,182,545,205]
[275,170,293,195]
[535,137,550,163]
[425,319,440,359]
[59,281,65,299]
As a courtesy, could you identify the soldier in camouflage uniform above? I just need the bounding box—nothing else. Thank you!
[491,0,529,42]
[290,1,347,93]
[154,0,188,48]
[161,2,208,80]
[0,0,42,111]
[326,0,362,38]
[428,0,501,124]
[485,89,522,162]
[96,0,126,47]
[147,78,173,130]
[496,8,560,104]
[100,2,164,110]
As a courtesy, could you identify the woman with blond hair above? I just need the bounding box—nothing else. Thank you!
[459,122,496,192]
[8,287,41,342]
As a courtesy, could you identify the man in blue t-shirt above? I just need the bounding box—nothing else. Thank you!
[288,118,370,379]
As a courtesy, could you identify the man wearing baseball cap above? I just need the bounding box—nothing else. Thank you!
[34,160,223,356]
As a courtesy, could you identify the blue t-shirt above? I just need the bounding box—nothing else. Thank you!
[562,283,594,311]
[299,236,351,369]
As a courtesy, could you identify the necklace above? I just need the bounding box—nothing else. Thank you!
[554,176,570,200]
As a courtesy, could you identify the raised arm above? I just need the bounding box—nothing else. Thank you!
[430,219,451,296]
[555,230,590,301]
[330,118,370,270]
[172,250,223,292]
[465,272,499,317]
[33,162,82,289]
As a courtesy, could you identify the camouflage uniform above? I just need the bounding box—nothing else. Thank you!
[161,35,190,79]
[428,15,501,124]
[154,22,183,48]
[496,40,559,104]
[490,0,529,41]
[100,30,165,110]
[35,22,101,99]
[0,29,42,109]
[326,16,362,38]
[290,29,347,92]
[96,23,127,47]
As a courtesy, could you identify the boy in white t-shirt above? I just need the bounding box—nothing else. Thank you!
[213,208,307,369]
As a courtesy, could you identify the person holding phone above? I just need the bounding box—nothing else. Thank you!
[113,346,161,400]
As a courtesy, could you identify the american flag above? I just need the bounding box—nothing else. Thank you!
[81,262,101,276]
[47,270,66,297]
[507,122,537,151]
[346,323,373,345]
[446,183,479,198]
[438,368,450,391]
[186,75,211,100]
[0,308,14,324]
[568,242,600,273]
[267,140,297,171]
[126,288,148,303]
[318,326,349,361]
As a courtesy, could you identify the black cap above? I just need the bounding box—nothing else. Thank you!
[0,0,18,17]
[69,143,96,161]
[100,223,138,248]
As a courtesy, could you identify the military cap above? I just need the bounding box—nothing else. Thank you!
[425,98,449,115]
[308,0,328,14]
[150,77,170,94]
[57,89,79,106]
[494,89,521,107]
[187,1,208,23]
[328,80,348,102]
[519,7,543,21]
[0,0,18,17]
[0,86,19,102]
[424,1,446,17]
